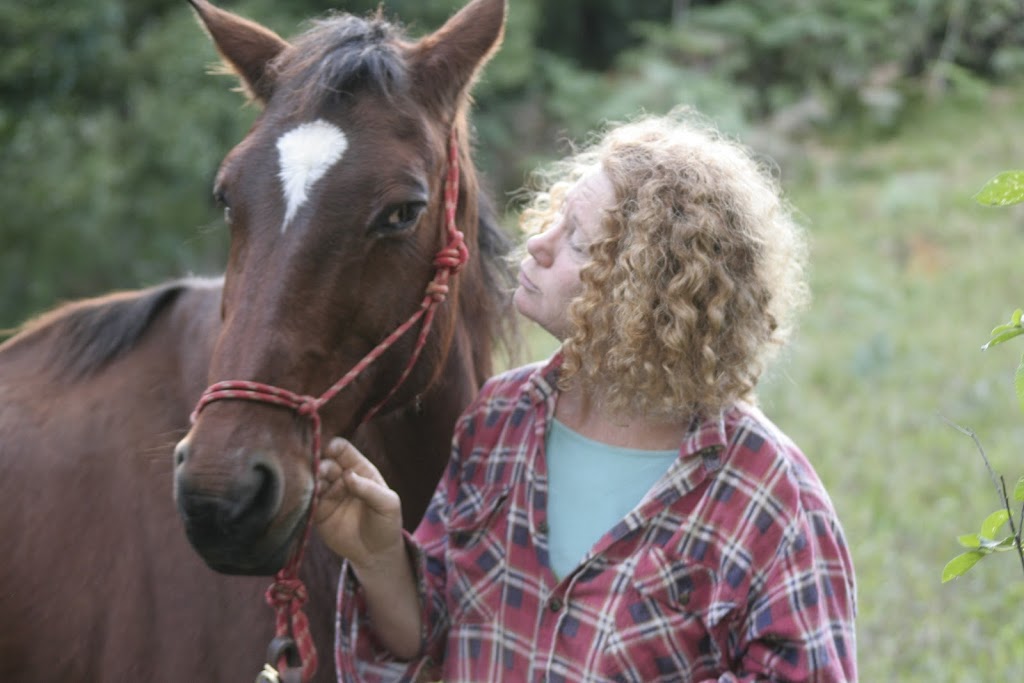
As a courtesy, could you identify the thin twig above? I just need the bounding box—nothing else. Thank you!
[939,415,1004,501]
[939,414,1024,576]
[1020,498,1024,564]
[1000,476,1024,575]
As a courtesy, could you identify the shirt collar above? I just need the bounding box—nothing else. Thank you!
[525,350,564,405]
[525,349,729,461]
[679,410,728,460]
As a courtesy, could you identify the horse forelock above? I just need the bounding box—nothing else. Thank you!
[271,12,409,114]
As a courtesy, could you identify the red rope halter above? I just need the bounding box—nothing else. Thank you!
[189,129,466,682]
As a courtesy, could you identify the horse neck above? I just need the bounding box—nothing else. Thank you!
[165,282,224,405]
[0,279,222,396]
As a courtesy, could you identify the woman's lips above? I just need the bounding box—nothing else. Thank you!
[518,271,538,293]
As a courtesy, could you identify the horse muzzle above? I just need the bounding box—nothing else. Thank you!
[172,437,305,575]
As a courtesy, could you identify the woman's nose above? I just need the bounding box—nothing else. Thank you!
[526,227,556,266]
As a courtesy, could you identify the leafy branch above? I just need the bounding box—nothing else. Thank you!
[942,171,1024,583]
[940,416,1024,582]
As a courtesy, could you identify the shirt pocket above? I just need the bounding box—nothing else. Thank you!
[445,485,511,624]
[606,546,737,680]
[632,546,724,616]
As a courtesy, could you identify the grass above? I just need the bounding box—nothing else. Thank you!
[773,88,1024,681]
[515,86,1024,681]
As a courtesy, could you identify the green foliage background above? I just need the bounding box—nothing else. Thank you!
[6,0,1024,330]
[5,0,1024,679]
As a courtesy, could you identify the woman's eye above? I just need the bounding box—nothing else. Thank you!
[375,201,426,234]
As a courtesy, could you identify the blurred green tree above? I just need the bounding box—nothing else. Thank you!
[2,0,1022,331]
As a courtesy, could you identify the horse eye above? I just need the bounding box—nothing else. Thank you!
[214,189,232,225]
[374,201,426,235]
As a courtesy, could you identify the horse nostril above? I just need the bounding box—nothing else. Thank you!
[223,463,280,538]
[173,441,189,468]
[249,464,277,519]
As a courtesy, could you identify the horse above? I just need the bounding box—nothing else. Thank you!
[0,0,513,680]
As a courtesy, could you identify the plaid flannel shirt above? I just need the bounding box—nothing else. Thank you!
[335,354,857,682]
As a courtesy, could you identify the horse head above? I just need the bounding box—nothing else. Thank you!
[173,0,507,575]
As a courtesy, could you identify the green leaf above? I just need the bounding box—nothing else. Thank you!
[993,535,1019,552]
[977,535,1012,552]
[981,509,1011,539]
[991,310,1024,338]
[1014,476,1024,503]
[989,309,1024,336]
[957,533,981,548]
[1016,356,1024,415]
[942,551,986,582]
[974,171,1024,206]
[981,327,1024,350]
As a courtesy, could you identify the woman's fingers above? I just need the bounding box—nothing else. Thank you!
[317,457,342,483]
[316,471,347,502]
[317,438,399,516]
[343,469,401,516]
[315,459,343,498]
[325,437,384,484]
[315,438,403,562]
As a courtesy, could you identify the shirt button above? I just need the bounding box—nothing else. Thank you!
[548,597,563,612]
[537,520,549,534]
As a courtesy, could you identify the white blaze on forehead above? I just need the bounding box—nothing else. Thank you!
[276,119,349,231]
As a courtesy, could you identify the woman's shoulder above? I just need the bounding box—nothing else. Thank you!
[476,355,559,404]
[454,357,554,436]
[484,360,546,392]
[719,402,838,519]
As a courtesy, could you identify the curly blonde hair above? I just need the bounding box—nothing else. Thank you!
[519,110,809,420]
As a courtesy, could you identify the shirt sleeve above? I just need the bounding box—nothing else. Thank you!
[333,393,485,682]
[703,504,857,682]
[333,537,426,683]
[410,401,481,675]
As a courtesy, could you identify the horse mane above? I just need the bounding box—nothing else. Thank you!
[473,183,519,365]
[2,277,219,380]
[272,11,408,112]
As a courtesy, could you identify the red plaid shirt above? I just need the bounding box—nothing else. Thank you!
[335,354,857,682]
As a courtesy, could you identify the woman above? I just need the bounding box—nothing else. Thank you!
[315,111,857,682]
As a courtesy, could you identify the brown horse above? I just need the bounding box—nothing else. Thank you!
[0,0,512,680]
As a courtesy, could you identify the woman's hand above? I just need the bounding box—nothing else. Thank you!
[314,437,404,570]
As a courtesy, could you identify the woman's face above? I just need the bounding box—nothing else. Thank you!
[514,169,616,340]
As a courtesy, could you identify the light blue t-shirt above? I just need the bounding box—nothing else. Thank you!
[545,417,678,579]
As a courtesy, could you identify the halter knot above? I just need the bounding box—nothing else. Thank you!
[434,231,468,272]
[295,397,319,417]
[423,281,451,306]
[266,577,309,610]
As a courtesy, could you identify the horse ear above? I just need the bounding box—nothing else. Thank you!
[411,0,507,114]
[188,0,289,105]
